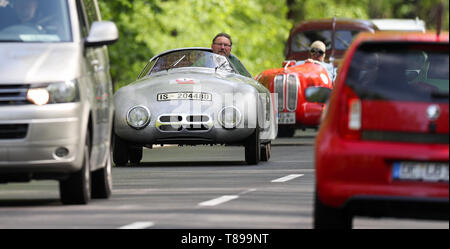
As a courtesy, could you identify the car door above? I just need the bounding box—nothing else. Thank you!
[76,0,113,169]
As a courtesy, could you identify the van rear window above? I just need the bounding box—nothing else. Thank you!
[345,42,449,102]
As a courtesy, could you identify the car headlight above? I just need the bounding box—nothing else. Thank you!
[27,80,79,105]
[218,106,242,129]
[126,105,151,129]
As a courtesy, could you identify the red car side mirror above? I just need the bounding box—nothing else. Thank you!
[282,60,296,68]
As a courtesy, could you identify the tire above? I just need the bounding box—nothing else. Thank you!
[59,130,91,205]
[260,142,271,162]
[277,127,295,137]
[245,126,260,165]
[91,152,112,199]
[113,134,129,166]
[129,147,143,164]
[313,191,352,229]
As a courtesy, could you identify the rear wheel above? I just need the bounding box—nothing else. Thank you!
[260,142,271,161]
[113,134,129,166]
[245,126,260,165]
[59,130,91,205]
[278,127,295,137]
[314,191,352,229]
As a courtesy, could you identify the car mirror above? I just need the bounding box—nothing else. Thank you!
[282,60,296,68]
[85,21,119,47]
[405,70,419,82]
[305,86,332,103]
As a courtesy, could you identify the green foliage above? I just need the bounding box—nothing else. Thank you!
[99,0,290,90]
[99,0,449,90]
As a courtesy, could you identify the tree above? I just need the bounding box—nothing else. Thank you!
[99,0,291,90]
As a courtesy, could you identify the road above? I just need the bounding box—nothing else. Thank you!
[0,130,448,229]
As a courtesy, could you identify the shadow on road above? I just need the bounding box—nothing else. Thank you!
[114,160,259,168]
[0,198,60,207]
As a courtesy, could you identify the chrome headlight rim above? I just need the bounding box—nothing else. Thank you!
[218,106,242,129]
[126,105,151,130]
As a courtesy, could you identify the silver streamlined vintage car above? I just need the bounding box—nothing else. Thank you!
[113,47,277,165]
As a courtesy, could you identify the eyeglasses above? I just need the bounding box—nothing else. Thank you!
[213,42,231,48]
[310,48,325,56]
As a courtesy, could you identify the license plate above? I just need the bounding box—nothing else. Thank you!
[392,162,449,182]
[157,92,212,101]
[278,112,296,124]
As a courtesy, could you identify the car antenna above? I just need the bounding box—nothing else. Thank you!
[330,16,336,66]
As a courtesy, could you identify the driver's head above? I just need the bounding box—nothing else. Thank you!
[211,33,232,57]
[309,41,326,62]
[13,0,38,22]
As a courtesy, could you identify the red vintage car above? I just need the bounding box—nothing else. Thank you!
[308,31,449,228]
[256,61,333,137]
[286,18,426,66]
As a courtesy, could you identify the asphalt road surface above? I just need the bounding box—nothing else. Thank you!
[0,130,448,229]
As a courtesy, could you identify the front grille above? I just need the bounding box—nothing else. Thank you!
[0,85,29,105]
[186,115,209,122]
[274,75,285,112]
[159,115,182,122]
[157,114,211,132]
[0,124,28,139]
[159,124,183,132]
[286,74,298,111]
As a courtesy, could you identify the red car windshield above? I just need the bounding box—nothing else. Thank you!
[291,30,362,52]
[345,42,449,103]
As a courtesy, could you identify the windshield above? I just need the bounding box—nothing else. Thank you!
[147,49,235,75]
[0,0,71,42]
[345,42,449,102]
[291,30,361,52]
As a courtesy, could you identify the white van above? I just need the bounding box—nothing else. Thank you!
[0,0,118,205]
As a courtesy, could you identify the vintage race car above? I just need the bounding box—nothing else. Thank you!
[286,18,426,67]
[113,48,277,165]
[256,60,333,137]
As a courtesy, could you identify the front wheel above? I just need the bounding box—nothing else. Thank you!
[129,147,143,165]
[245,127,260,165]
[59,130,91,205]
[113,134,129,166]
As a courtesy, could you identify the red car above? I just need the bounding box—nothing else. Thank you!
[286,18,426,66]
[286,18,375,67]
[309,32,449,228]
[256,61,333,137]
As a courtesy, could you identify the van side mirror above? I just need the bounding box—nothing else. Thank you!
[85,21,119,47]
[305,86,332,103]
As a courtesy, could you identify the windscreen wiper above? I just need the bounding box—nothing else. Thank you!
[0,40,24,42]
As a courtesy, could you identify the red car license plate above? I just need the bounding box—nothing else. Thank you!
[392,162,449,182]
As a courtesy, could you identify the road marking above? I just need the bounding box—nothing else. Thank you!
[271,174,304,183]
[118,221,155,229]
[198,195,239,207]
[238,188,257,195]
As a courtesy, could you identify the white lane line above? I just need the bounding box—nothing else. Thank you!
[118,221,155,229]
[198,195,239,207]
[271,174,304,183]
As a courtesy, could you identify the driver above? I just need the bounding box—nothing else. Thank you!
[10,0,45,32]
[14,0,39,23]
[295,40,336,81]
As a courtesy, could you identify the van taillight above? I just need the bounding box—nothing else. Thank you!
[340,86,361,140]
